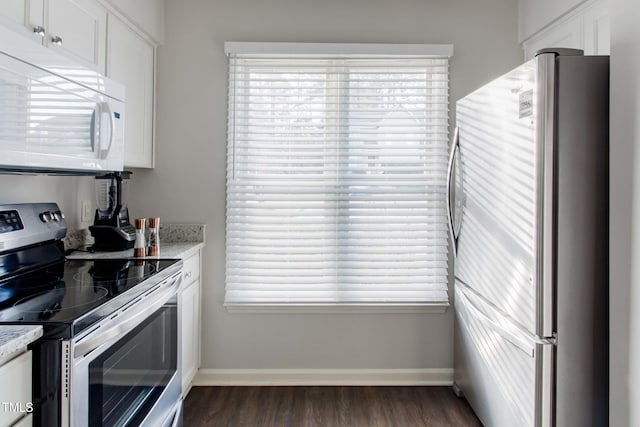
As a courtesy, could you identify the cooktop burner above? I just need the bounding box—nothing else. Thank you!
[5,272,62,291]
[0,257,180,338]
[13,285,110,319]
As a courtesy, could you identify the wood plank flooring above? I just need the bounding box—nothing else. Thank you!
[183,386,482,426]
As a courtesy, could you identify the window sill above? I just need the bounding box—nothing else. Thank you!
[224,303,449,314]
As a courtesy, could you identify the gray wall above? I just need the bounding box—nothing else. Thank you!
[0,175,93,230]
[127,0,521,372]
[0,0,520,373]
[610,0,640,425]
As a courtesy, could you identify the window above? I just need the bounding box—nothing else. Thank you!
[224,43,452,310]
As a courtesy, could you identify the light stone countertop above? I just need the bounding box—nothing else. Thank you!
[0,325,43,364]
[66,223,205,260]
[67,241,204,261]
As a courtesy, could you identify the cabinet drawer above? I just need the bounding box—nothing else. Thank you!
[0,351,32,427]
[182,253,200,284]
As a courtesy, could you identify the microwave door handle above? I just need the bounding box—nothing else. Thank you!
[98,102,114,159]
[90,102,113,158]
[90,106,98,153]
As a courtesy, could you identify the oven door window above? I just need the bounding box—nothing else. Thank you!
[88,302,177,427]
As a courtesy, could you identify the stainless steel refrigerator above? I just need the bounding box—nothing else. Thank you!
[447,49,609,426]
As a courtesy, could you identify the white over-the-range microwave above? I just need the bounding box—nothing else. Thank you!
[0,25,125,174]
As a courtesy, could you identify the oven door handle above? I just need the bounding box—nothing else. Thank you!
[74,276,180,359]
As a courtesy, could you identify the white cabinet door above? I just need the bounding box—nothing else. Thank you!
[583,0,610,55]
[180,252,201,396]
[107,16,155,168]
[100,0,165,44]
[181,278,200,395]
[0,351,32,427]
[47,0,107,73]
[0,0,107,72]
[12,413,33,427]
[0,0,45,43]
[523,14,582,59]
[0,0,29,26]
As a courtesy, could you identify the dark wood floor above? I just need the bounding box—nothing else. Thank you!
[183,386,482,426]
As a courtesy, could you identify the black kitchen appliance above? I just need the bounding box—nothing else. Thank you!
[89,172,136,251]
[0,203,183,427]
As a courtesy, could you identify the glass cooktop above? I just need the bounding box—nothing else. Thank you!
[0,257,180,338]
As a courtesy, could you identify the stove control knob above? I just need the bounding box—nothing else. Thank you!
[51,211,60,222]
[39,212,52,223]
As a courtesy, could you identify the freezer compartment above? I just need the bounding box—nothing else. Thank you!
[453,282,553,427]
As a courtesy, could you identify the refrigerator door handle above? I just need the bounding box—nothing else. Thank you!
[536,343,555,427]
[535,52,557,338]
[446,127,460,256]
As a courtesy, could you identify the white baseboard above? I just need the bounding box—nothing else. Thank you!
[192,368,453,386]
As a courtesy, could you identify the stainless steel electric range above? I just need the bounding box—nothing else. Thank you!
[0,203,183,427]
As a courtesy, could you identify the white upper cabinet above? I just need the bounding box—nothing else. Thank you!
[0,0,107,72]
[520,0,610,60]
[107,16,155,168]
[582,0,610,55]
[1,0,160,169]
[0,0,29,26]
[101,0,164,44]
[47,0,107,72]
[0,0,45,43]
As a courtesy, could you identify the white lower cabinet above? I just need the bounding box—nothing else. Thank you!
[180,251,202,396]
[12,414,33,427]
[0,351,32,427]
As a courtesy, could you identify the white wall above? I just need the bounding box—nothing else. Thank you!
[129,0,522,374]
[610,0,640,425]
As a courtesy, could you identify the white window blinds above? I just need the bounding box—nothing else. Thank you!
[225,43,452,306]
